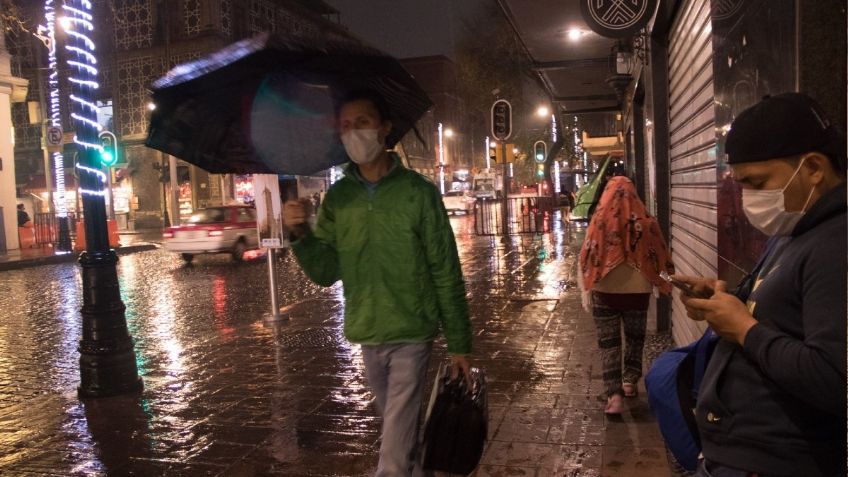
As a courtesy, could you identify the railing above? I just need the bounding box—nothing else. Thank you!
[32,212,81,246]
[473,196,556,235]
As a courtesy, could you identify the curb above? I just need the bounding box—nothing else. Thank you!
[0,243,159,272]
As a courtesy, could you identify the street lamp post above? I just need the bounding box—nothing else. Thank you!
[437,122,446,194]
[64,0,143,398]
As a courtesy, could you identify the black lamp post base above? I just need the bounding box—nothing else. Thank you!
[78,364,143,398]
[77,250,143,399]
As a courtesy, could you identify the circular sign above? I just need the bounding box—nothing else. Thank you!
[712,0,744,23]
[46,126,63,146]
[580,0,658,38]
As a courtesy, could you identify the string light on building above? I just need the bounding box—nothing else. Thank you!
[484,136,490,170]
[551,114,558,143]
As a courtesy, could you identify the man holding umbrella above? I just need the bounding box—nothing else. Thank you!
[283,89,472,476]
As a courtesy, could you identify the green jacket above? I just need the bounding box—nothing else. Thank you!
[291,156,472,354]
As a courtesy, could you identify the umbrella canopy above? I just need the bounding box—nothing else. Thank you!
[145,32,433,175]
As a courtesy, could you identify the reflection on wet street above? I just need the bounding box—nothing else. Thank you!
[0,214,670,476]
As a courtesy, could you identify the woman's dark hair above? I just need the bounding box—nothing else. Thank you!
[335,89,391,122]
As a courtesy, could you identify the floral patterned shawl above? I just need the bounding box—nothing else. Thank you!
[579,176,674,294]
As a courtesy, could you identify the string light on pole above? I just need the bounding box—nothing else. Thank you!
[438,122,445,194]
[553,161,561,194]
[61,0,104,200]
[37,0,73,251]
[63,0,144,398]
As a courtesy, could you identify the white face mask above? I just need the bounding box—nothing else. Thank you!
[741,158,816,236]
[341,128,384,165]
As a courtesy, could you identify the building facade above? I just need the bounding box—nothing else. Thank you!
[9,0,342,230]
[623,0,846,343]
[399,56,472,179]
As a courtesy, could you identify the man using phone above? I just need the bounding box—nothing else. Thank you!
[672,93,846,477]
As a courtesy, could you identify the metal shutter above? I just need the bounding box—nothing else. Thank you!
[667,0,716,345]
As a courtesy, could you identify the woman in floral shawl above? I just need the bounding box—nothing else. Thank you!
[578,176,674,414]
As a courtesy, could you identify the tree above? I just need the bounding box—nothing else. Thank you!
[2,0,37,42]
[454,3,540,177]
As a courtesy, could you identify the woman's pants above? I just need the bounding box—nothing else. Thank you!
[591,293,648,397]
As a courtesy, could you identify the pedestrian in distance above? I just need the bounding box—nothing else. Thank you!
[578,176,674,415]
[16,204,31,227]
[282,89,472,477]
[672,93,847,477]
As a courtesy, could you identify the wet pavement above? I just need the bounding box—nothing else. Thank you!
[0,229,162,271]
[0,215,672,476]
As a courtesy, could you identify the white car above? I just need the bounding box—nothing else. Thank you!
[163,205,260,263]
[442,190,474,215]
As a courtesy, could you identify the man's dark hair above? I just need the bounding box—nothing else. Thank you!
[335,89,391,122]
[17,204,23,210]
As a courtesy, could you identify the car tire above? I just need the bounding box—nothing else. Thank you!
[181,253,194,264]
[232,239,246,261]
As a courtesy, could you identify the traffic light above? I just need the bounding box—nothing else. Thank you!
[99,131,118,167]
[534,141,547,163]
[491,99,512,140]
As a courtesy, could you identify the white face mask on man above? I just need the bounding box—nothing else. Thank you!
[341,128,384,165]
[741,158,817,236]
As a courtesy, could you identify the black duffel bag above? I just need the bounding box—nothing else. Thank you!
[421,366,487,475]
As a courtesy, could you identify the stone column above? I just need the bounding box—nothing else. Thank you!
[0,18,30,251]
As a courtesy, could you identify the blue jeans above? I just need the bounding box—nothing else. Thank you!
[362,342,432,477]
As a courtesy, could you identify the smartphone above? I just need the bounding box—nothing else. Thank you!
[659,271,713,299]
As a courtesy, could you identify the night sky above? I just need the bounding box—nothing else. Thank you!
[325,0,488,60]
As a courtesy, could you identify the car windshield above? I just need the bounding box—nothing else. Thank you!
[188,208,228,224]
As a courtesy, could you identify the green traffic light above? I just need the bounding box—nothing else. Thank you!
[99,131,118,166]
[536,153,544,161]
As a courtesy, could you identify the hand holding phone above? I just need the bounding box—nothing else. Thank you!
[659,271,714,299]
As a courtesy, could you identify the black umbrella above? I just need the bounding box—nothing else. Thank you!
[145,32,433,175]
